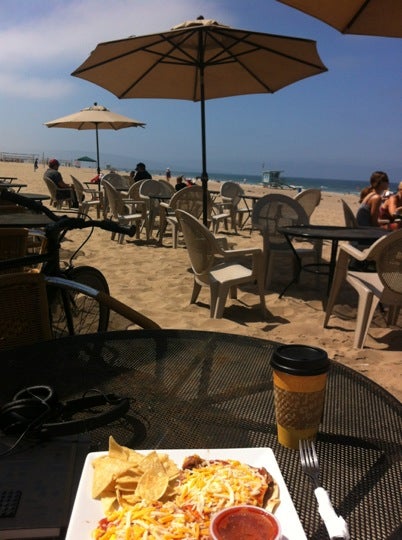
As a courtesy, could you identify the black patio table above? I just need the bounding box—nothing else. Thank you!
[0,176,18,183]
[278,225,388,296]
[19,192,51,202]
[0,211,54,227]
[0,182,28,193]
[148,194,172,201]
[208,190,260,230]
[0,329,400,539]
[239,193,261,230]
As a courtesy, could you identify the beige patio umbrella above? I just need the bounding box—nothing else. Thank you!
[71,16,327,224]
[277,0,402,38]
[44,103,146,177]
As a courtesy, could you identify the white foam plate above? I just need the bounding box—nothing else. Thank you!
[66,447,306,539]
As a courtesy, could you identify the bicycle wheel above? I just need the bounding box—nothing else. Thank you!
[49,266,110,337]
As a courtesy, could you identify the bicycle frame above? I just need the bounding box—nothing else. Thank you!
[0,190,135,273]
[0,190,136,335]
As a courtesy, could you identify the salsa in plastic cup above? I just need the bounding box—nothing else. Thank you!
[210,505,281,540]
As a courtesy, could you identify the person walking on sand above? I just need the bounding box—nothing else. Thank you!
[34,158,38,171]
[165,167,171,182]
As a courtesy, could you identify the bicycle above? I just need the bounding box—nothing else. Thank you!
[0,189,156,337]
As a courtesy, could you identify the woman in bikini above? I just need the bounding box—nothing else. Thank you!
[356,171,390,227]
[379,181,402,230]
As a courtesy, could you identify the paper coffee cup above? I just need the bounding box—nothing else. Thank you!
[271,345,329,450]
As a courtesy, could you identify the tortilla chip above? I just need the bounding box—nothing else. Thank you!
[266,481,280,513]
[92,456,133,499]
[115,469,141,492]
[99,492,118,514]
[108,435,130,461]
[136,453,169,501]
[108,435,143,465]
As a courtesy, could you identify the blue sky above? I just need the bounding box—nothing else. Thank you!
[0,0,401,181]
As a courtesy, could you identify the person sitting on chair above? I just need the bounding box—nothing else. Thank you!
[45,159,78,207]
[379,181,402,230]
[175,175,187,191]
[90,172,104,184]
[133,162,152,182]
[356,171,389,227]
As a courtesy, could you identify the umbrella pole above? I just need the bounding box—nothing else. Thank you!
[95,124,101,190]
[199,61,208,226]
[201,98,208,226]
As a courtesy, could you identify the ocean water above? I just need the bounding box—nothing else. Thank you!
[166,170,399,196]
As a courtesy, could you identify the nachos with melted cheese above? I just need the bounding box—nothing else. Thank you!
[92,438,280,540]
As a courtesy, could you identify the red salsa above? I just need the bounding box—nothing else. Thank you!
[210,505,281,540]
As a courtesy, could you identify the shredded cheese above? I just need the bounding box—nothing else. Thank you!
[175,459,267,518]
[93,459,271,540]
[92,501,203,540]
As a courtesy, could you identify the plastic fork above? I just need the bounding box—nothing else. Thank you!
[299,439,350,539]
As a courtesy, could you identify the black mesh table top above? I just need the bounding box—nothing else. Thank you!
[17,192,51,201]
[1,329,401,539]
[0,183,27,192]
[278,224,388,242]
[0,212,53,227]
[277,225,389,296]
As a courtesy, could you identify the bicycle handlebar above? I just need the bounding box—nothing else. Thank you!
[0,189,136,237]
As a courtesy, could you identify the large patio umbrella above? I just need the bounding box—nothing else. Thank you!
[71,17,327,224]
[277,0,402,38]
[44,103,146,178]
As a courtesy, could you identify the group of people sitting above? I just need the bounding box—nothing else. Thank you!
[44,161,402,231]
[357,171,402,230]
[44,160,197,209]
[44,160,154,202]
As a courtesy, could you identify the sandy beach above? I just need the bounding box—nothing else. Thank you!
[1,161,401,403]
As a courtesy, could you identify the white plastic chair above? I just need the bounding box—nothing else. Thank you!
[294,189,321,220]
[324,229,402,348]
[252,194,321,290]
[294,189,323,255]
[219,181,251,233]
[341,199,358,228]
[102,173,129,190]
[102,180,147,243]
[175,209,266,319]
[125,181,151,239]
[43,176,73,209]
[139,179,174,239]
[70,175,103,218]
[161,186,229,248]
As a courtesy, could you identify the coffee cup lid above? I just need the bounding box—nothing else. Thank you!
[271,344,329,375]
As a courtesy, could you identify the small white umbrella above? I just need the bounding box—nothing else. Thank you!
[44,103,146,176]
